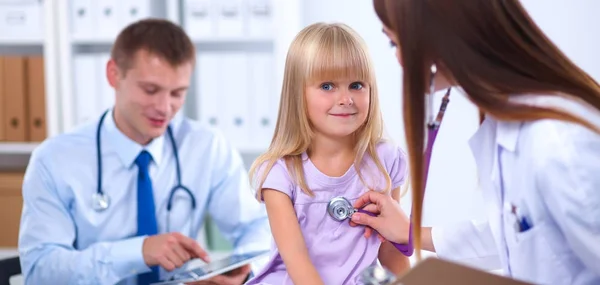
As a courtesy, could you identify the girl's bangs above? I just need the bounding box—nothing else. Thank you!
[305,34,372,84]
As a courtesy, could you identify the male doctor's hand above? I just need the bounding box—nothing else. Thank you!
[349,191,411,245]
[143,232,211,271]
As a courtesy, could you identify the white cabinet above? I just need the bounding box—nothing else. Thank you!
[181,0,301,153]
[48,0,301,154]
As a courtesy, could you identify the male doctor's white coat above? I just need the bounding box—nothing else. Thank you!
[431,97,600,285]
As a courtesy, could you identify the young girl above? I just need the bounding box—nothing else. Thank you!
[245,22,410,285]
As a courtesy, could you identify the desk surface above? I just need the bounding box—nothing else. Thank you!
[0,248,18,259]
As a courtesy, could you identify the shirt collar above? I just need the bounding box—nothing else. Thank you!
[468,116,523,157]
[495,120,523,153]
[103,109,165,168]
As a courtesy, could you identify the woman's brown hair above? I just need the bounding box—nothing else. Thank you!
[373,0,600,260]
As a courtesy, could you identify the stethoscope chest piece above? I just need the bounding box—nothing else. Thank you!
[327,196,356,222]
[92,192,110,211]
[360,265,397,285]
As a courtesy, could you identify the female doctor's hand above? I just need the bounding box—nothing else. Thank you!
[349,191,410,244]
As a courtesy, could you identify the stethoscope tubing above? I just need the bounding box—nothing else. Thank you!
[94,109,197,234]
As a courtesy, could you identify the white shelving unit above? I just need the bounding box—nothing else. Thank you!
[179,0,301,154]
[0,1,303,161]
[55,0,180,134]
[0,142,38,154]
[0,1,58,168]
[0,0,302,254]
[33,0,302,156]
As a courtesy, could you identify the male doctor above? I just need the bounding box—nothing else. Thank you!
[18,19,270,285]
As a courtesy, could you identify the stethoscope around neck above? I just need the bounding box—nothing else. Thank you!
[92,110,197,234]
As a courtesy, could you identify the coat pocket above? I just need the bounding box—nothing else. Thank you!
[505,219,571,284]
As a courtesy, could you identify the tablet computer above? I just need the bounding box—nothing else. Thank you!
[150,250,270,285]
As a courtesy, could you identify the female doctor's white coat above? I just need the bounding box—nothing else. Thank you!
[431,97,600,285]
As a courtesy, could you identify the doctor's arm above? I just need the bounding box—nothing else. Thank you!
[352,191,501,271]
[537,129,600,274]
[377,187,411,275]
[430,220,501,270]
[18,154,150,285]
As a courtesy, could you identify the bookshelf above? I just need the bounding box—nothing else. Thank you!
[0,0,301,253]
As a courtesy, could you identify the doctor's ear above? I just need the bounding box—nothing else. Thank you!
[106,59,122,88]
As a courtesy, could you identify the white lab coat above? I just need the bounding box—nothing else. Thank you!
[431,96,600,284]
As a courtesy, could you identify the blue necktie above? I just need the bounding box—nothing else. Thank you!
[135,150,160,284]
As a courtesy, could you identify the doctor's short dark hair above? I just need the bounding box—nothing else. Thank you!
[111,18,195,75]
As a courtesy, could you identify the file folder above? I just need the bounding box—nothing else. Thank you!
[0,57,4,141]
[216,0,244,38]
[97,53,114,113]
[195,52,221,129]
[25,56,46,142]
[220,53,249,148]
[0,1,43,42]
[0,171,25,247]
[388,258,532,285]
[119,0,151,28]
[246,0,272,38]
[94,0,120,40]
[73,54,99,126]
[184,0,215,39]
[70,0,94,40]
[248,52,275,150]
[2,57,27,142]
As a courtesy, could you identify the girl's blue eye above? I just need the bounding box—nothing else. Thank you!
[320,83,334,91]
[350,82,363,90]
[389,41,397,48]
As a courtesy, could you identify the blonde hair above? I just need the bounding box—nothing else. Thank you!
[249,22,391,199]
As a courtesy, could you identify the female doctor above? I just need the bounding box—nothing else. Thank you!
[350,0,600,284]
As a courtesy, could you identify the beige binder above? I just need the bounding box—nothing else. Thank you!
[0,57,4,141]
[392,258,532,285]
[2,57,27,142]
[25,56,47,142]
[0,171,25,247]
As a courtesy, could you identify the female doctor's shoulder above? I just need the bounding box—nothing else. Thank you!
[515,95,600,167]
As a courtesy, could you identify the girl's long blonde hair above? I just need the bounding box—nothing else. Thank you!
[249,22,393,199]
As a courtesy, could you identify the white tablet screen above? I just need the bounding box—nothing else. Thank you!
[151,250,270,285]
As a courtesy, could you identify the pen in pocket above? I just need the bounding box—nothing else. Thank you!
[510,203,532,233]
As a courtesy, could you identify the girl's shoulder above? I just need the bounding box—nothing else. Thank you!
[254,155,307,183]
[374,140,408,168]
[254,157,292,178]
[361,140,408,189]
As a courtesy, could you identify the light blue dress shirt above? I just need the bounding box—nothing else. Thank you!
[18,110,272,285]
